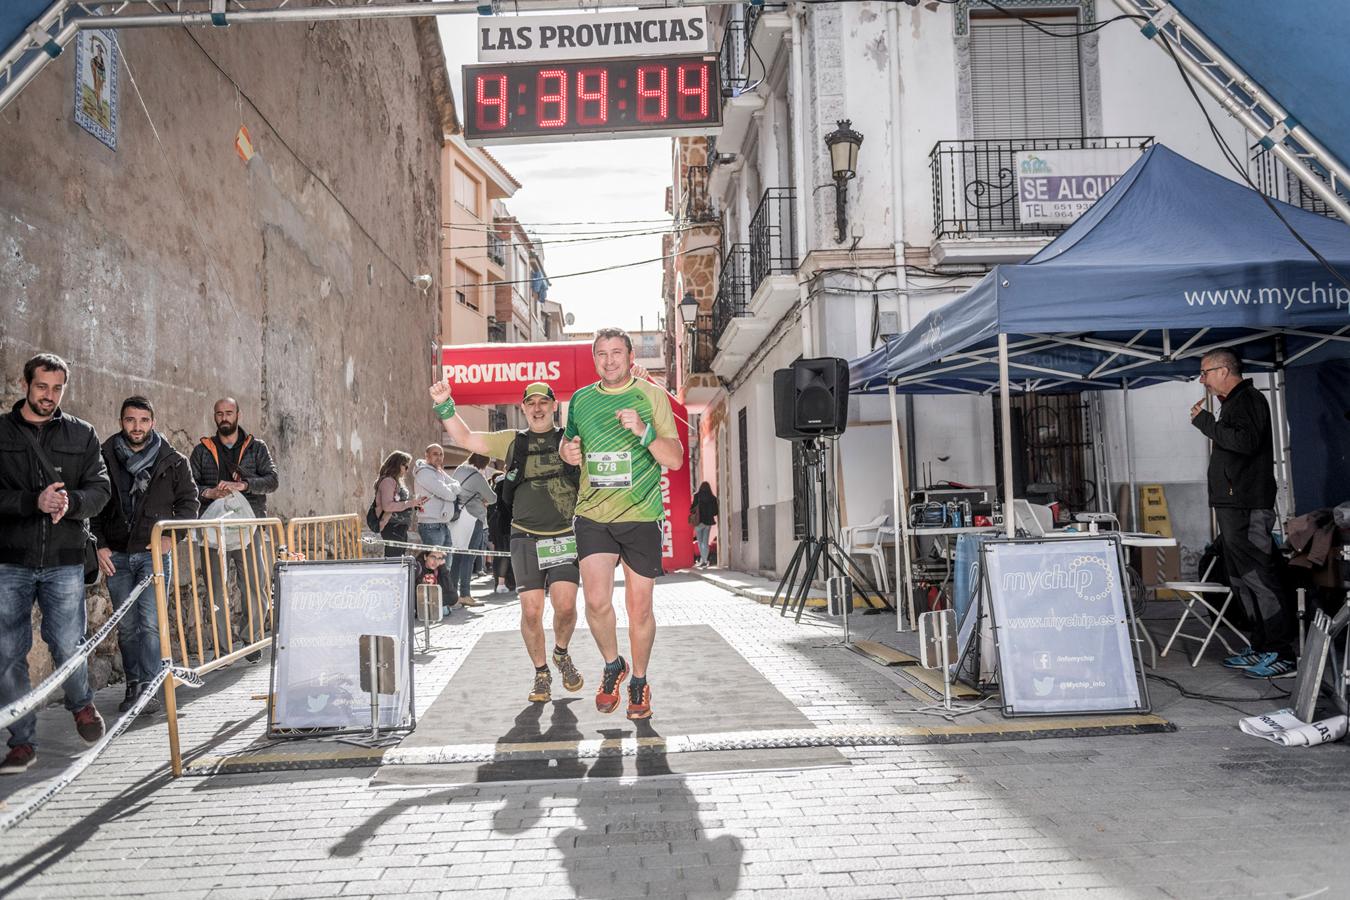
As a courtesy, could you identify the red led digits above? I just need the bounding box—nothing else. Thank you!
[576,68,609,126]
[635,64,669,123]
[475,73,508,131]
[537,68,568,127]
[676,63,708,121]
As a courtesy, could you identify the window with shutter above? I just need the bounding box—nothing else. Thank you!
[969,15,1084,140]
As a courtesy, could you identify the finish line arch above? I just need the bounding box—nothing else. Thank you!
[441,341,694,573]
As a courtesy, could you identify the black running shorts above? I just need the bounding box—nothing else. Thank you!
[573,516,664,579]
[510,532,580,593]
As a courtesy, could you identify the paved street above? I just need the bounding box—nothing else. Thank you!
[3,574,1349,899]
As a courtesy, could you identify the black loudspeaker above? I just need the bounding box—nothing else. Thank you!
[773,357,849,440]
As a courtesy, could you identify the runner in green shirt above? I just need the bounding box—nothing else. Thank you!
[560,327,684,720]
[429,378,585,705]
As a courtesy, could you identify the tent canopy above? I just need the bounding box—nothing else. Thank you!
[851,144,1350,395]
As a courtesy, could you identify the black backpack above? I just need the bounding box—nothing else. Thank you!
[497,428,580,532]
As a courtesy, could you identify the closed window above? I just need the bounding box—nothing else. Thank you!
[453,166,480,215]
[969,13,1083,139]
[455,262,480,311]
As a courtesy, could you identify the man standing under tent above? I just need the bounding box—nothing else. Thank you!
[560,328,683,720]
[430,378,586,704]
[1190,347,1297,678]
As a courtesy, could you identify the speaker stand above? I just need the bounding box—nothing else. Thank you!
[770,439,892,624]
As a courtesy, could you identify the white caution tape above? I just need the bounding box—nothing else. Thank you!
[361,535,511,558]
[0,661,202,832]
[0,575,153,731]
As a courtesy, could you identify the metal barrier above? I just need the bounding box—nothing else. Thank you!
[286,513,364,561]
[151,515,285,776]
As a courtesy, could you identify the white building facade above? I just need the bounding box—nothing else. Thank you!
[666,0,1318,577]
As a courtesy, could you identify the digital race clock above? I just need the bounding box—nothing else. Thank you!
[463,55,722,145]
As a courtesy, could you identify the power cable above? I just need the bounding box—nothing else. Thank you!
[444,227,697,252]
[459,244,720,289]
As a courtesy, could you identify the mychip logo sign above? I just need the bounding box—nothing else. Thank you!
[477,9,710,63]
[983,538,1145,716]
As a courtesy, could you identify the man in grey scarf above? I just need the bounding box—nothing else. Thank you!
[91,397,199,712]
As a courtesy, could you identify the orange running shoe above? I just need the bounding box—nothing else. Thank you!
[595,656,629,714]
[626,679,652,720]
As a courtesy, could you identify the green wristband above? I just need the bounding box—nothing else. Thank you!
[433,397,456,420]
[640,423,655,448]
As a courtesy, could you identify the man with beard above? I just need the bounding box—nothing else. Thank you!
[92,396,198,713]
[430,379,584,702]
[189,397,279,661]
[0,353,111,774]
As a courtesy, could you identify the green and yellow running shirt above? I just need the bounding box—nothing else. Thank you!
[564,377,679,523]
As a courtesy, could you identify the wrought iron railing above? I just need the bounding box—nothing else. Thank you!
[1249,148,1340,220]
[684,164,717,223]
[718,17,749,96]
[487,233,506,266]
[687,320,716,375]
[749,187,796,291]
[929,136,1153,239]
[712,244,751,345]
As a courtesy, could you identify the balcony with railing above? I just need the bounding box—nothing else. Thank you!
[929,136,1153,263]
[747,186,798,322]
[683,163,717,224]
[487,232,506,267]
[487,318,508,343]
[712,243,770,378]
[1250,148,1341,220]
[688,320,716,374]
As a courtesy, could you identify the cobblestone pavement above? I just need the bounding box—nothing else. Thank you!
[3,573,1349,899]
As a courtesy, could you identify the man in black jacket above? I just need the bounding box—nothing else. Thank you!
[1190,347,1295,677]
[0,354,111,774]
[188,397,279,662]
[189,397,279,516]
[92,396,199,713]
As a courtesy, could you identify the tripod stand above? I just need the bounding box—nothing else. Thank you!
[770,438,891,623]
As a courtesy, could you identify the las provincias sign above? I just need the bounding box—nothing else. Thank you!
[477,9,710,63]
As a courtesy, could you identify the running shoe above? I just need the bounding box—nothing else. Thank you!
[1243,658,1297,679]
[626,680,653,720]
[1223,648,1273,669]
[528,669,552,703]
[0,744,35,775]
[595,656,629,714]
[552,649,584,692]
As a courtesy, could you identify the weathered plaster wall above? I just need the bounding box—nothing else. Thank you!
[1,19,449,687]
[1,18,446,515]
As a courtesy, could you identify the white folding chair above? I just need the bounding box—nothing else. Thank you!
[840,514,891,595]
[1158,559,1249,667]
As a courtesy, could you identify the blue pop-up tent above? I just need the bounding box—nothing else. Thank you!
[849,144,1350,627]
[853,144,1350,396]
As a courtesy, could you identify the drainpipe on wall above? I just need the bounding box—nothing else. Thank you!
[790,4,816,357]
[886,1,918,487]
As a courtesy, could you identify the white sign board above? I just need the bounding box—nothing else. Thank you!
[1015,147,1142,225]
[269,559,415,734]
[477,9,710,63]
[983,538,1145,716]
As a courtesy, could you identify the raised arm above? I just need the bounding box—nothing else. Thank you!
[430,376,492,456]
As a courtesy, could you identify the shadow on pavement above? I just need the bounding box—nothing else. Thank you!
[330,700,743,898]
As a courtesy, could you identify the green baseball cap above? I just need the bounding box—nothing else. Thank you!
[523,382,556,401]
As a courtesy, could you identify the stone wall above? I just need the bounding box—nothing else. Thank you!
[1,18,452,688]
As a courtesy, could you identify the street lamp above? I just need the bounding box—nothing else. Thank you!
[679,290,700,329]
[824,119,863,243]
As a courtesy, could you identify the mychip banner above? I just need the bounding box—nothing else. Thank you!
[269,558,415,735]
[982,537,1146,716]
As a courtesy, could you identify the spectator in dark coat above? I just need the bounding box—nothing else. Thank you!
[91,396,199,713]
[692,482,718,569]
[0,354,111,774]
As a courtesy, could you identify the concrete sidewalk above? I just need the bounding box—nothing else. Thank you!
[3,571,1348,899]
